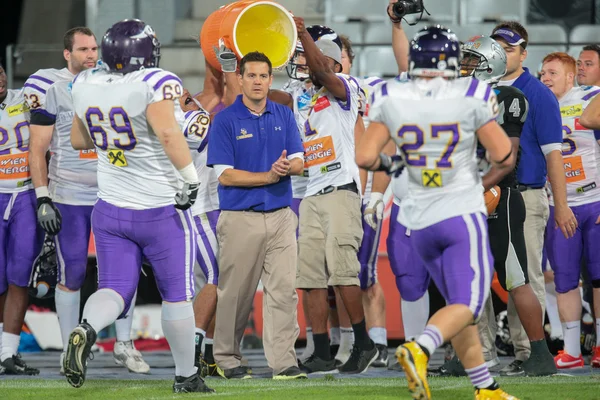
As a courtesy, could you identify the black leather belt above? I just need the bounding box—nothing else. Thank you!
[517,184,545,192]
[242,206,288,213]
[314,182,358,196]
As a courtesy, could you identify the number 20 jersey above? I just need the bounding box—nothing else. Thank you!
[369,76,498,230]
[0,89,31,192]
[71,65,186,210]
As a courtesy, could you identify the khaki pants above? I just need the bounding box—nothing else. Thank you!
[296,189,363,289]
[213,207,299,376]
[507,188,549,360]
[478,296,498,361]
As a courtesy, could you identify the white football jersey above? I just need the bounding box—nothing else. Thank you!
[303,74,362,197]
[549,85,600,206]
[0,89,32,192]
[181,109,219,215]
[282,79,314,199]
[369,76,497,230]
[71,65,187,210]
[24,68,98,205]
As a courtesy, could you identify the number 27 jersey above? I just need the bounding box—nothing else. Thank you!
[369,76,498,230]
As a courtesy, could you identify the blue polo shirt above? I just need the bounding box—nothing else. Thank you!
[510,67,562,187]
[207,95,304,211]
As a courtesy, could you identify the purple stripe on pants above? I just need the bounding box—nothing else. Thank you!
[409,212,493,320]
[0,190,43,293]
[91,199,196,316]
[358,204,383,289]
[387,203,430,301]
[194,210,220,285]
[54,203,93,290]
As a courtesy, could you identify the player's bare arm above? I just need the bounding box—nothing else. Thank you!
[389,0,410,73]
[268,89,294,109]
[69,114,94,150]
[482,137,519,191]
[294,17,347,100]
[28,124,54,188]
[580,94,600,129]
[476,120,514,170]
[356,121,393,170]
[147,100,194,170]
[547,149,577,238]
[195,59,224,113]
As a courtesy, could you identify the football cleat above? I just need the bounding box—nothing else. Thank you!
[475,387,519,400]
[591,346,600,368]
[0,354,39,375]
[64,321,97,388]
[113,340,150,374]
[396,342,431,400]
[173,374,215,393]
[554,350,584,369]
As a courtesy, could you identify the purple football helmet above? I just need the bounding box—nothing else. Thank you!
[286,25,342,81]
[409,25,461,79]
[101,19,161,74]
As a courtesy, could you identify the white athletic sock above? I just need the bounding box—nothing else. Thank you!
[340,327,354,349]
[401,293,430,341]
[55,287,81,351]
[195,327,206,337]
[0,332,20,362]
[562,321,581,357]
[330,327,341,345]
[416,325,443,356]
[596,319,600,347]
[369,327,388,346]
[466,363,495,389]
[205,338,213,345]
[82,289,125,333]
[115,291,137,342]
[162,302,197,378]
[545,283,562,339]
[301,328,314,359]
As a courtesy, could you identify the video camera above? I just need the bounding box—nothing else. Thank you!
[392,0,425,19]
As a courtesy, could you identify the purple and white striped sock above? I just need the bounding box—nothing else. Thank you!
[415,325,443,356]
[466,364,495,389]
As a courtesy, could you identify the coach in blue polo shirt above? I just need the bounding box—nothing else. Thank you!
[207,52,306,380]
[489,21,577,376]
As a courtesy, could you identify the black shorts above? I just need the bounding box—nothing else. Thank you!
[487,187,529,291]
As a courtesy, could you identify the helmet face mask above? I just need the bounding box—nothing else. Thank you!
[460,36,507,85]
[286,44,310,81]
[29,236,58,299]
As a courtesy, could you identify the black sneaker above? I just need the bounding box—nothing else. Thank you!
[522,351,557,376]
[499,359,524,376]
[300,354,337,374]
[0,354,39,375]
[338,342,379,374]
[63,321,97,388]
[173,374,215,393]
[427,355,466,377]
[273,366,308,380]
[223,365,252,379]
[371,344,389,368]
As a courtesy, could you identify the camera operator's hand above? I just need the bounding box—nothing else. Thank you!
[387,0,403,23]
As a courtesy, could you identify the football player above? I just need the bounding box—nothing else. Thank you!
[460,36,556,376]
[64,19,213,393]
[542,52,600,369]
[0,62,43,375]
[356,26,518,400]
[25,27,149,374]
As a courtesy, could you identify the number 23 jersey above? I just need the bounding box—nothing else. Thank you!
[71,65,186,209]
[369,76,498,230]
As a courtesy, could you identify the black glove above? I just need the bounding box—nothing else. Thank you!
[175,182,200,210]
[36,197,62,235]
[377,153,406,177]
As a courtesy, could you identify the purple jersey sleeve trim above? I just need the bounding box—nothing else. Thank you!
[184,110,195,119]
[29,75,54,85]
[336,76,352,111]
[582,89,600,101]
[153,75,183,91]
[23,83,47,95]
[483,85,492,102]
[465,78,479,97]
[142,70,161,82]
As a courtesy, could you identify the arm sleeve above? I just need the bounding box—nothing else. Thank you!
[473,83,499,130]
[206,114,235,167]
[285,107,304,156]
[368,82,390,125]
[535,90,563,146]
[182,110,211,151]
[24,72,57,124]
[143,69,185,104]
[501,93,529,139]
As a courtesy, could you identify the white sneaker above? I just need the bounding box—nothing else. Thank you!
[113,340,150,374]
[59,352,65,375]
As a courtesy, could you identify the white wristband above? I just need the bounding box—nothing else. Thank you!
[35,186,50,199]
[178,163,199,183]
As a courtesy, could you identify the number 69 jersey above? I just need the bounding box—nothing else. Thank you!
[71,65,186,210]
[0,88,31,192]
[369,76,498,230]
[550,85,600,206]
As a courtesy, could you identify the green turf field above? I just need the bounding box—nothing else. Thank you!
[2,376,600,399]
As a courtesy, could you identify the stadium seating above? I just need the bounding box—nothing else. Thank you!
[570,25,600,45]
[523,45,568,74]
[461,0,527,24]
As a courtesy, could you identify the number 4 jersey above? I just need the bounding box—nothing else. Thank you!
[0,88,31,192]
[369,76,498,230]
[551,85,600,206]
[71,65,187,209]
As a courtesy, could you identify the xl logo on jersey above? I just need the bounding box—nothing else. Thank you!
[560,104,583,118]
